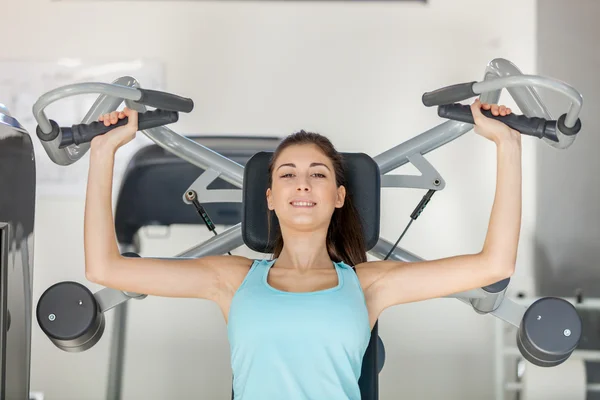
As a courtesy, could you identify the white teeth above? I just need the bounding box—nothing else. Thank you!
[292,201,315,206]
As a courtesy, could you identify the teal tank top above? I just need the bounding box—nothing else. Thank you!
[227,259,371,400]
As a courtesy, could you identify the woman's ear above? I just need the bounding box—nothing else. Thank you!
[266,188,274,210]
[335,185,346,208]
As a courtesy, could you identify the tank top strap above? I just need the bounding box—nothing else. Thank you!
[334,261,362,290]
[236,258,274,292]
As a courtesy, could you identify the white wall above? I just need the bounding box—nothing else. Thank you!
[2,0,538,398]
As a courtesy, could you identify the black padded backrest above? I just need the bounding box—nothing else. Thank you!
[242,151,380,253]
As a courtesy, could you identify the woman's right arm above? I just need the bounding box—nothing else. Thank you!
[84,108,250,301]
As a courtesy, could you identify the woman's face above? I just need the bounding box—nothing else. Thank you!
[267,144,346,232]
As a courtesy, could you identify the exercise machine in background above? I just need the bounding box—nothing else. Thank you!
[0,57,586,399]
[0,105,36,400]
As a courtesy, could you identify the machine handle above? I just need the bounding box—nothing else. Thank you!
[437,103,582,140]
[136,89,194,113]
[422,82,477,107]
[58,109,179,148]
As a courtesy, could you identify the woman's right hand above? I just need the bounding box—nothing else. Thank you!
[90,107,138,153]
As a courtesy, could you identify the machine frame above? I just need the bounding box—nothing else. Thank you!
[31,57,584,400]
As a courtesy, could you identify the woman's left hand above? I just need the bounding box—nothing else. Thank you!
[471,99,521,145]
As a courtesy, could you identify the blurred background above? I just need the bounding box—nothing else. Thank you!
[1,0,599,399]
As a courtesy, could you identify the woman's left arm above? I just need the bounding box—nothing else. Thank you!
[357,100,522,315]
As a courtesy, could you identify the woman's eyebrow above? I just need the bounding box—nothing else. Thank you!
[276,162,330,171]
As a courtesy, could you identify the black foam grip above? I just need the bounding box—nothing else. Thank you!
[437,103,552,138]
[59,109,179,148]
[422,81,477,107]
[137,89,194,113]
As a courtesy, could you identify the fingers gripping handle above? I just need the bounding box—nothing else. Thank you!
[58,109,179,148]
[422,82,477,107]
[438,103,572,140]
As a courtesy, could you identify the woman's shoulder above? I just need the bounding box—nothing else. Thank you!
[210,254,254,267]
[211,255,258,294]
[351,260,388,291]
[209,255,255,278]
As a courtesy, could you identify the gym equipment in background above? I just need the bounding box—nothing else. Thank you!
[0,105,36,399]
[29,58,584,399]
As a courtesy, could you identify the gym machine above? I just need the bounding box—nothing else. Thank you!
[8,57,585,399]
[0,105,36,399]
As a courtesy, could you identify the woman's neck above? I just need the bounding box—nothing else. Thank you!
[275,228,332,270]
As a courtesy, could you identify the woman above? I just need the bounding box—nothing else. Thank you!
[85,99,521,399]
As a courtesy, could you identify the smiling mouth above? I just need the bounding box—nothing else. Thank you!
[290,201,316,207]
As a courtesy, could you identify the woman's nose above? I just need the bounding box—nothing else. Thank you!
[296,180,310,191]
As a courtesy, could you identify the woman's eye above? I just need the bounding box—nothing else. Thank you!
[280,173,294,178]
[312,173,326,178]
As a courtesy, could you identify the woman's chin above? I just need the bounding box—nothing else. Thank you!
[282,216,325,231]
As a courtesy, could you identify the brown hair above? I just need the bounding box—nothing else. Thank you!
[267,130,367,266]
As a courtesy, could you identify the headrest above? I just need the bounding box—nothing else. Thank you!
[242,152,380,254]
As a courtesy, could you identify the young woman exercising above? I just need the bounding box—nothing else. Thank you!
[84,99,521,399]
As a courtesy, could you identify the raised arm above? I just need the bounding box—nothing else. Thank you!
[84,108,250,301]
[358,100,522,318]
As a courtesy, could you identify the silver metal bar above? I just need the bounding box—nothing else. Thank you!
[467,297,526,328]
[32,82,142,134]
[178,224,244,257]
[122,104,245,189]
[106,300,128,400]
[477,58,578,150]
[505,382,600,392]
[373,120,473,175]
[379,153,446,191]
[105,242,141,400]
[0,223,9,400]
[480,59,576,150]
[32,78,246,187]
[373,58,582,176]
[19,232,33,400]
[494,318,505,400]
[470,288,507,314]
[472,75,582,127]
[481,58,552,120]
[94,288,132,314]
[368,236,424,263]
[37,77,137,166]
[182,168,243,204]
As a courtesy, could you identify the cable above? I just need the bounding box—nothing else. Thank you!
[383,189,436,261]
[185,190,232,256]
[383,219,414,260]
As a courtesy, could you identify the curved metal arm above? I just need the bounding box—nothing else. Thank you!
[33,77,140,165]
[479,58,582,150]
[32,77,246,187]
[473,75,582,128]
[33,83,142,134]
[422,58,583,150]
